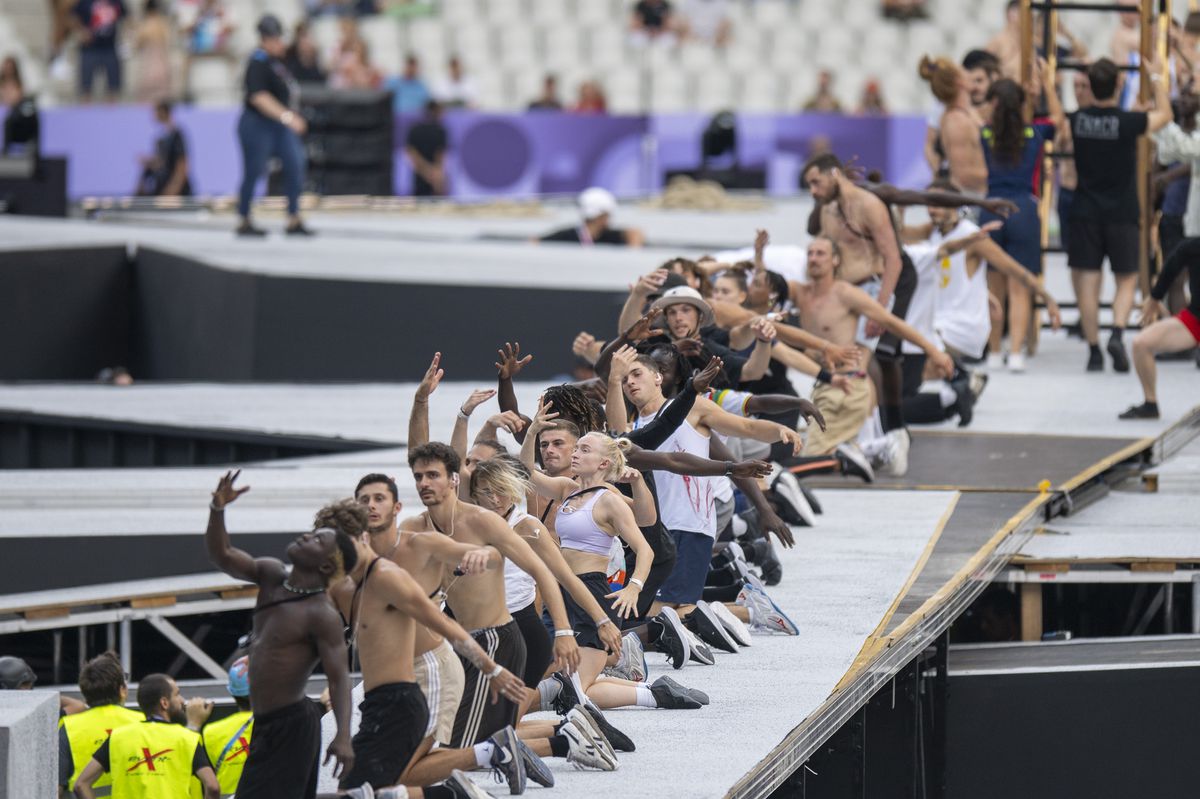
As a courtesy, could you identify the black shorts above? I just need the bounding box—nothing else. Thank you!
[339,682,428,791]
[512,601,553,688]
[236,699,323,799]
[622,535,677,626]
[560,571,621,651]
[876,251,918,359]
[450,619,526,747]
[1066,219,1140,274]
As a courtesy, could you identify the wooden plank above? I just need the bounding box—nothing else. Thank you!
[130,596,177,609]
[1130,562,1176,573]
[219,587,258,600]
[1024,562,1069,573]
[23,607,69,620]
[1021,582,1043,642]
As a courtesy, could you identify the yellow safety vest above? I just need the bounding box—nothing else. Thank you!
[60,704,145,791]
[201,711,254,797]
[108,720,204,799]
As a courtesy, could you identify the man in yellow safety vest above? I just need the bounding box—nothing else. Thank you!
[59,651,145,795]
[201,657,254,798]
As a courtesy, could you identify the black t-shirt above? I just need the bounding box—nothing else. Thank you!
[74,0,126,51]
[1068,107,1148,223]
[284,52,326,86]
[539,225,630,245]
[405,119,447,162]
[153,128,191,196]
[635,0,671,30]
[244,50,298,119]
[3,97,39,155]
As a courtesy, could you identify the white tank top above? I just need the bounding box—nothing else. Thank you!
[502,508,537,613]
[634,401,716,538]
[932,218,989,358]
[900,240,945,356]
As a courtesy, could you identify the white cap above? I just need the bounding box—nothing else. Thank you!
[650,286,715,329]
[578,187,617,220]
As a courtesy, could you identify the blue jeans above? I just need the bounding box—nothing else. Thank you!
[237,110,305,218]
[79,47,121,96]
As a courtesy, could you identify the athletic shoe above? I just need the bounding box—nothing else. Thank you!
[652,607,690,670]
[549,671,583,717]
[561,716,619,771]
[985,352,1005,370]
[737,586,800,636]
[950,370,976,428]
[566,705,618,764]
[446,769,500,799]
[1118,402,1160,420]
[486,725,526,795]
[709,600,753,647]
[648,676,704,709]
[652,674,710,705]
[1007,352,1026,373]
[1086,347,1104,372]
[604,631,647,682]
[880,428,910,477]
[834,443,875,483]
[801,484,823,514]
[683,627,716,665]
[235,222,267,238]
[285,221,316,237]
[1108,335,1130,373]
[968,369,989,401]
[686,600,739,653]
[515,735,554,789]
[581,703,635,752]
[770,467,816,525]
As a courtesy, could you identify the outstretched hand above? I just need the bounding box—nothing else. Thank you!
[460,388,497,416]
[981,198,1019,218]
[730,460,773,479]
[796,398,827,432]
[495,342,533,380]
[416,352,444,402]
[759,507,795,549]
[623,307,663,343]
[529,397,560,434]
[212,470,250,510]
[691,356,724,394]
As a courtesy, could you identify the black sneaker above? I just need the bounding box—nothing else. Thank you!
[651,607,690,670]
[800,484,823,515]
[1118,402,1159,420]
[235,221,267,237]
[580,703,635,752]
[549,671,583,717]
[285,221,316,236]
[1107,335,1130,373]
[485,726,525,795]
[685,601,739,654]
[652,674,710,705]
[514,734,554,788]
[649,676,704,709]
[835,443,875,483]
[950,370,976,428]
[1086,346,1104,372]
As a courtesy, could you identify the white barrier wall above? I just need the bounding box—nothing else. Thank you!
[0,690,58,799]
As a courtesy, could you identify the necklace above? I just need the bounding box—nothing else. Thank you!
[282,579,325,595]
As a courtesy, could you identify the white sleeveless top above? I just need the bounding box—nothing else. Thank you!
[932,218,989,358]
[634,400,717,538]
[900,240,946,356]
[502,508,537,613]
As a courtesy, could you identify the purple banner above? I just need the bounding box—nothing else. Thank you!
[28,106,929,200]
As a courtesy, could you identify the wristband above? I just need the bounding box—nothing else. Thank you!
[280,110,293,125]
[724,460,735,477]
[628,577,645,589]
[816,369,833,384]
[210,501,224,512]
[457,408,470,421]
[554,629,575,638]
[488,664,503,678]
[596,617,613,627]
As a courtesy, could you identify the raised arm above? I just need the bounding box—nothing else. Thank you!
[628,447,773,479]
[966,237,1062,328]
[206,471,265,583]
[519,399,583,500]
[840,284,955,376]
[871,183,1019,218]
[709,435,794,548]
[595,307,663,381]
[411,532,503,574]
[744,393,827,433]
[753,228,769,272]
[623,356,719,450]
[695,396,804,453]
[408,352,443,449]
[605,344,639,433]
[738,318,777,382]
[616,269,667,335]
[312,603,354,780]
[593,491,654,620]
[1146,61,1173,133]
[616,467,657,527]
[451,388,497,460]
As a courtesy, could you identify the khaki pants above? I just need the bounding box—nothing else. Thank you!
[802,377,875,456]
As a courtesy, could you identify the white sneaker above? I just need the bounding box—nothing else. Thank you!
[682,627,716,665]
[603,632,647,682]
[561,717,619,771]
[737,586,800,635]
[445,769,499,799]
[565,706,618,764]
[709,600,753,647]
[986,352,1005,370]
[880,428,910,477]
[1007,352,1026,372]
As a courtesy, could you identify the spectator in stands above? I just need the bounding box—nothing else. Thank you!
[307,0,375,17]
[630,0,678,47]
[405,99,448,197]
[332,39,381,89]
[181,0,235,102]
[386,54,430,114]
[573,79,608,114]
[285,22,327,85]
[803,70,842,113]
[538,187,645,246]
[132,0,172,103]
[1,58,39,157]
[528,73,562,110]
[433,55,477,109]
[72,0,127,102]
[679,0,730,48]
[857,79,887,115]
[136,100,192,197]
[986,0,1021,78]
[236,14,311,237]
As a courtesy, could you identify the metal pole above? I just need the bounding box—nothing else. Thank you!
[1164,583,1174,633]
[106,622,116,652]
[77,626,87,672]
[120,619,132,677]
[1191,577,1199,634]
[53,630,63,684]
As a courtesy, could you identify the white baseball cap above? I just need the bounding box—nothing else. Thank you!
[578,187,618,220]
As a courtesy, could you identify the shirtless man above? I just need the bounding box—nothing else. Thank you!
[205,471,354,799]
[402,442,581,748]
[318,499,527,798]
[791,236,954,458]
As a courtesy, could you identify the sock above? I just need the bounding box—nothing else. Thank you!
[473,741,495,768]
[703,581,744,603]
[635,685,657,708]
[422,788,450,799]
[1090,343,1102,355]
[646,618,663,645]
[938,383,956,408]
[549,734,570,758]
[1143,401,1159,411]
[880,403,903,433]
[537,678,562,711]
